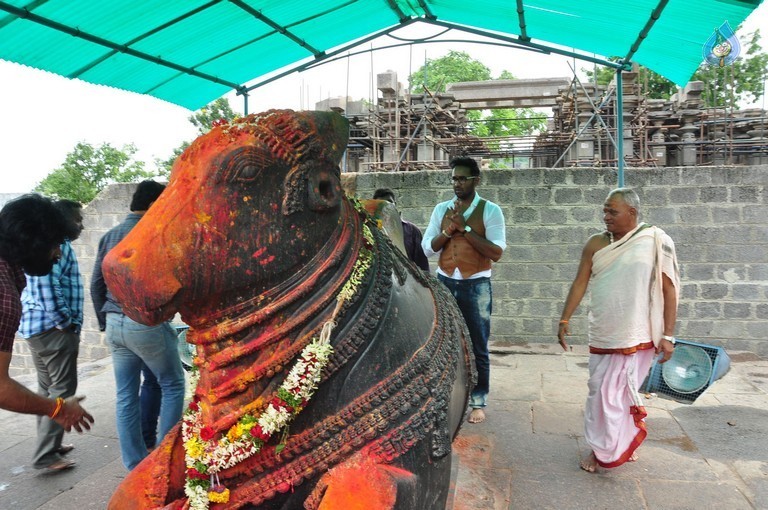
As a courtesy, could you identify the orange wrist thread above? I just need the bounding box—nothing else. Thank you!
[49,397,64,419]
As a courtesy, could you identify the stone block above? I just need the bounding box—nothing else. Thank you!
[536,282,566,299]
[699,186,728,203]
[539,207,568,225]
[742,205,766,223]
[512,207,540,223]
[533,244,568,262]
[526,300,554,317]
[482,170,513,186]
[670,186,699,203]
[682,320,715,337]
[747,263,768,280]
[678,206,711,223]
[681,168,714,185]
[711,320,746,338]
[645,207,677,225]
[524,187,553,204]
[511,168,543,186]
[731,186,760,203]
[506,226,531,243]
[700,283,729,300]
[553,187,582,204]
[733,245,766,263]
[542,168,567,185]
[732,284,762,301]
[571,207,598,223]
[528,227,556,244]
[502,245,536,262]
[694,301,722,318]
[711,206,741,223]
[569,168,601,185]
[724,302,753,318]
[582,186,609,203]
[676,301,692,319]
[497,187,524,205]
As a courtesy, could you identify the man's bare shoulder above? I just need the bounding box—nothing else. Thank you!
[583,232,610,255]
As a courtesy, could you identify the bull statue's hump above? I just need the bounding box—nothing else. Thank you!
[105,109,474,510]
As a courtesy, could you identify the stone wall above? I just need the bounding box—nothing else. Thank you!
[9,167,768,374]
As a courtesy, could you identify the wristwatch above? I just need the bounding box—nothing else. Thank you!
[662,335,676,345]
[464,225,472,233]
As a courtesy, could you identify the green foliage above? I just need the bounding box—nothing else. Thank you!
[581,29,767,106]
[697,29,768,107]
[34,142,153,203]
[471,109,547,138]
[409,51,492,93]
[157,98,238,175]
[188,97,237,135]
[408,52,544,137]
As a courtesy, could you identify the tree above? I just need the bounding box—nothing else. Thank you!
[408,52,545,137]
[696,29,768,107]
[188,97,237,134]
[409,51,492,93]
[157,97,238,175]
[582,29,767,106]
[35,142,153,203]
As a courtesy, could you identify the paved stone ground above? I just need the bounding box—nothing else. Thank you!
[1,345,766,509]
[451,346,768,510]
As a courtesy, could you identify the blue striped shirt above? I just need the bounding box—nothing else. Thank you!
[18,240,84,338]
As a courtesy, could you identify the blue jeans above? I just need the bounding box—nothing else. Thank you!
[438,275,492,408]
[106,313,185,470]
[140,364,161,449]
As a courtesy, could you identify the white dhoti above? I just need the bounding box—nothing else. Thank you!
[585,348,655,467]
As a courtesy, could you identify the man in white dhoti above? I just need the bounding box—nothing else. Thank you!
[557,188,680,472]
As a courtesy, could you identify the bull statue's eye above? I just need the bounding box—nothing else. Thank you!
[237,164,259,181]
[219,147,267,183]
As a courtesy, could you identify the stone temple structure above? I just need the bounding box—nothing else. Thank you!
[318,71,768,171]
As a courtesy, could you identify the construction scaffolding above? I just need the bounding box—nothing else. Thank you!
[316,70,768,172]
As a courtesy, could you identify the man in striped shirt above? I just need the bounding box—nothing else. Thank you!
[19,199,85,472]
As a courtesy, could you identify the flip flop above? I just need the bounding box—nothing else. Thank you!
[57,444,74,455]
[44,458,76,473]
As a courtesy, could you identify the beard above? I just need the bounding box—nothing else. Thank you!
[21,254,58,276]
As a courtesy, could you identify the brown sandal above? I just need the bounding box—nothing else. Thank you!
[44,458,76,472]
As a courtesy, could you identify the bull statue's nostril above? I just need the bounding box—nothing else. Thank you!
[120,248,136,261]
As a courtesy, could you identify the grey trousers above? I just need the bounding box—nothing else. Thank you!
[25,327,79,469]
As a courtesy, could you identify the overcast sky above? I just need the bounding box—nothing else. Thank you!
[1,4,766,194]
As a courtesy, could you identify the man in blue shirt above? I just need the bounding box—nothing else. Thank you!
[19,199,84,471]
[91,180,185,470]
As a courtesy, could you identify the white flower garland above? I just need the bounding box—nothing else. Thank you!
[181,223,374,509]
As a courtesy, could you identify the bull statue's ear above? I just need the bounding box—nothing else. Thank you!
[306,167,341,212]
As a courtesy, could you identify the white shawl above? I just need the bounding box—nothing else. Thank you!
[589,223,680,350]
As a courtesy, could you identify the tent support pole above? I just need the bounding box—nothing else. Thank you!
[616,68,625,187]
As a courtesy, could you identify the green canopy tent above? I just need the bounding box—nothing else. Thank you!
[0,0,763,182]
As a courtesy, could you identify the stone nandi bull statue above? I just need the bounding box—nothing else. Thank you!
[104,110,474,509]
